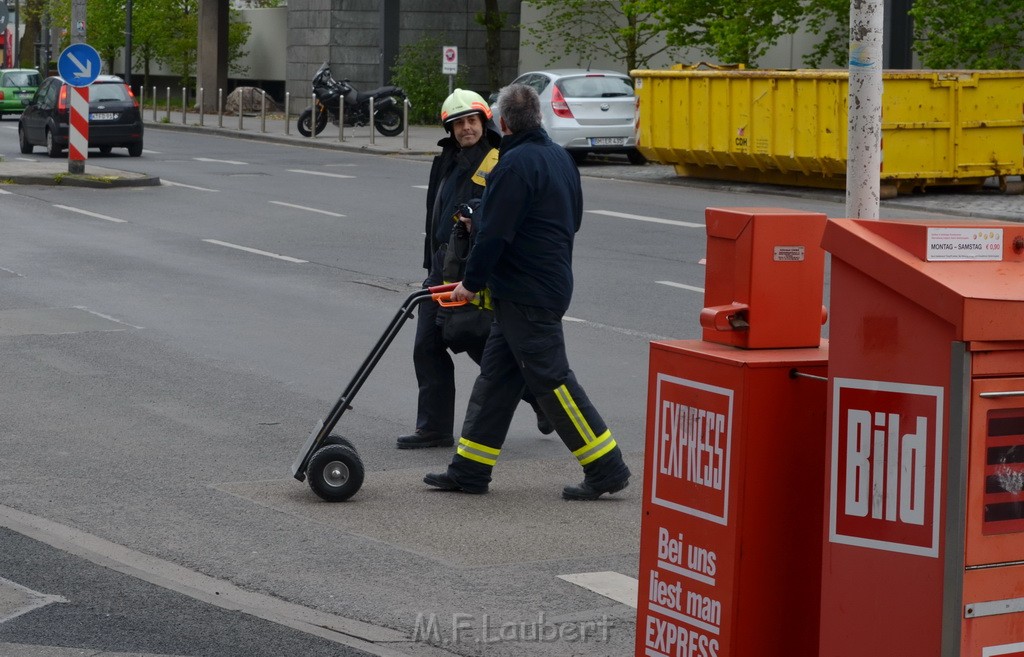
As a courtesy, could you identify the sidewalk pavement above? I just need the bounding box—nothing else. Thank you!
[2,107,1023,223]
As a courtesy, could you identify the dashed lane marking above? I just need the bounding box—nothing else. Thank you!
[163,180,219,192]
[194,157,248,165]
[53,204,126,223]
[202,239,308,264]
[557,572,638,609]
[656,280,705,293]
[288,169,355,179]
[587,210,704,228]
[269,200,345,217]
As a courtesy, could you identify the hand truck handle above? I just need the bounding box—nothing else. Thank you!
[427,282,467,307]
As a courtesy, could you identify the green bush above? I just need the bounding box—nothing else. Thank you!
[391,35,469,125]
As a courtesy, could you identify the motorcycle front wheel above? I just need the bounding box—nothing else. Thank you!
[297,108,329,137]
[374,106,404,137]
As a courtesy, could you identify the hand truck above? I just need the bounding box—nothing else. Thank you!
[290,282,462,502]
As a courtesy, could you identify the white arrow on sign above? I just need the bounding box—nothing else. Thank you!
[65,52,93,81]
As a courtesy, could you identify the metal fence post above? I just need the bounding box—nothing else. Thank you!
[152,86,157,122]
[165,87,170,123]
[338,102,343,142]
[139,87,145,122]
[368,96,375,146]
[198,88,204,126]
[260,90,266,133]
[218,88,223,128]
[181,87,187,124]
[238,91,243,130]
[284,92,290,136]
[403,98,410,150]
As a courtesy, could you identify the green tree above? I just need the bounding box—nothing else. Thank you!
[390,35,468,125]
[228,9,252,78]
[48,0,124,71]
[131,0,178,90]
[641,0,805,67]
[801,0,849,68]
[910,0,1024,69]
[524,0,675,72]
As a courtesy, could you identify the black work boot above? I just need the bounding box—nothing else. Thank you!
[423,471,488,494]
[563,447,631,500]
[396,431,455,450]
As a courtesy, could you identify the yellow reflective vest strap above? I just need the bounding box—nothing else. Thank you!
[457,437,501,466]
[471,148,499,187]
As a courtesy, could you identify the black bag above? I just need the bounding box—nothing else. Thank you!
[438,220,493,353]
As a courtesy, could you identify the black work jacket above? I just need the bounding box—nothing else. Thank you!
[463,127,583,313]
[421,123,502,270]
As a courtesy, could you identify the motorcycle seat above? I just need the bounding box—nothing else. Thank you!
[354,86,403,103]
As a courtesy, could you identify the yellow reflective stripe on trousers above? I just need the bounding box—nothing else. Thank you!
[572,430,616,465]
[554,384,599,444]
[457,437,500,466]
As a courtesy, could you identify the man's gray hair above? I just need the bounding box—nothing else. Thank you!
[496,83,543,134]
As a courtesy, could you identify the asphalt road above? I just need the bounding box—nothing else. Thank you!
[0,123,959,657]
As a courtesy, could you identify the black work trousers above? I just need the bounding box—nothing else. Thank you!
[448,299,627,490]
[412,254,538,435]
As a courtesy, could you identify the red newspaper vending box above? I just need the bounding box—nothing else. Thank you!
[820,218,1024,657]
[637,208,829,657]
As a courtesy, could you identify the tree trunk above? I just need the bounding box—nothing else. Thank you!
[19,13,40,68]
[481,0,505,93]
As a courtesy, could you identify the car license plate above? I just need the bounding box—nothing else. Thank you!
[590,137,626,146]
[90,112,117,121]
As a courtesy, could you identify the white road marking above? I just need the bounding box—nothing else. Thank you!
[0,503,406,649]
[73,306,145,330]
[288,169,355,179]
[163,180,219,192]
[0,189,12,194]
[53,204,126,223]
[142,148,161,154]
[563,315,672,341]
[657,280,705,293]
[558,572,638,609]
[412,184,429,189]
[194,157,247,165]
[587,210,704,228]
[269,201,345,217]
[0,577,67,624]
[203,239,307,263]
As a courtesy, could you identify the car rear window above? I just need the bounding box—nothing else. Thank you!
[90,82,130,102]
[3,72,40,87]
[557,75,633,99]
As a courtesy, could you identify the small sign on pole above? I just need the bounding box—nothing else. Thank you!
[442,45,457,94]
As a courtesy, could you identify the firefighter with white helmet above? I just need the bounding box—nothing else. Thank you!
[397,89,551,449]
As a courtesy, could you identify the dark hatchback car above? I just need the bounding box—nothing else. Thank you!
[18,74,143,157]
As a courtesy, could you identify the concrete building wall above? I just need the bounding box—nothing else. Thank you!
[286,1,521,107]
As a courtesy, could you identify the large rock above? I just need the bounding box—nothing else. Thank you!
[223,86,280,115]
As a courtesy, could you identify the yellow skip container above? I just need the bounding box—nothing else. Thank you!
[633,66,1024,194]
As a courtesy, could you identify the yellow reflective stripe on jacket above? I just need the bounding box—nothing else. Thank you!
[573,430,617,465]
[554,384,599,444]
[471,149,499,187]
[457,437,500,466]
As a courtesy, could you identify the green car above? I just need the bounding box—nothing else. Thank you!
[0,69,41,119]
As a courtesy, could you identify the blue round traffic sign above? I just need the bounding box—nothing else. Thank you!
[57,43,102,88]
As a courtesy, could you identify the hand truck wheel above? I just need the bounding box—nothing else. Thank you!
[306,444,365,502]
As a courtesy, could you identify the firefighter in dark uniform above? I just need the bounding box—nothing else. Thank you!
[424,83,631,499]
[398,89,550,449]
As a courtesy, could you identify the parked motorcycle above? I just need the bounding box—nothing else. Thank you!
[297,62,407,138]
